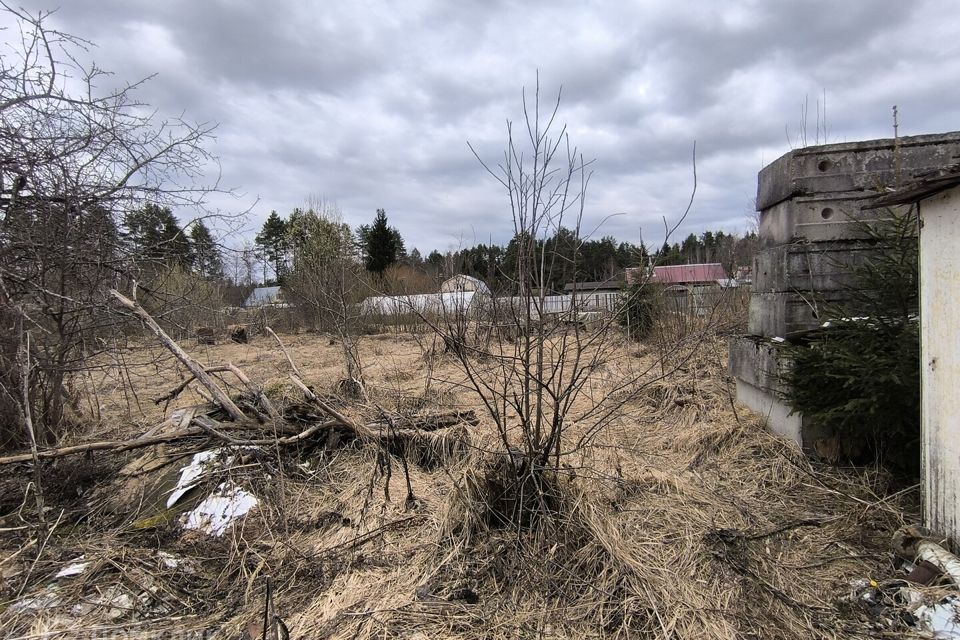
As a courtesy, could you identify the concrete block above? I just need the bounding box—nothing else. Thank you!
[728,335,790,394]
[751,240,878,294]
[734,379,834,453]
[757,195,907,246]
[735,379,806,446]
[747,290,847,337]
[757,131,960,210]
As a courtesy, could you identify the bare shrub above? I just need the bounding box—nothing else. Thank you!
[0,7,227,446]
[284,201,369,392]
[421,81,705,531]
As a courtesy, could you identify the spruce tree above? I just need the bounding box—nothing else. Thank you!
[255,210,289,283]
[364,208,400,275]
[190,219,223,279]
[124,203,193,267]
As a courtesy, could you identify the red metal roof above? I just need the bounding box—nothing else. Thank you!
[649,263,728,284]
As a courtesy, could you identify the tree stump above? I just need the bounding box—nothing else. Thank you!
[195,326,216,345]
[228,324,248,344]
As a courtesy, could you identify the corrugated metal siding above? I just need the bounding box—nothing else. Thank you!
[650,264,728,284]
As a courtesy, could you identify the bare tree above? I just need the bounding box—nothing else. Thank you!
[0,5,226,445]
[412,80,710,528]
[284,200,369,395]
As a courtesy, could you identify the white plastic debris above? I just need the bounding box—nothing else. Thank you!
[54,557,89,579]
[771,336,785,343]
[8,590,62,612]
[158,551,181,569]
[167,449,230,508]
[915,597,960,638]
[181,481,257,537]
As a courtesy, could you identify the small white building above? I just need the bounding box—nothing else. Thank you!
[873,167,960,543]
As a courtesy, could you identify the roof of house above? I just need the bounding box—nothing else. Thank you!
[649,263,728,284]
[243,286,281,307]
[563,280,624,292]
[864,164,960,208]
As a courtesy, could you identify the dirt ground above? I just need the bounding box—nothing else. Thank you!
[0,327,929,639]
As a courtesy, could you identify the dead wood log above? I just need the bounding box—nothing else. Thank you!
[0,408,478,467]
[227,324,248,344]
[223,362,279,419]
[289,374,376,440]
[191,414,336,447]
[111,289,248,423]
[917,540,960,587]
[152,363,278,421]
[0,413,344,465]
[195,326,216,345]
[153,366,233,405]
[893,525,960,587]
[0,429,207,465]
[395,410,479,431]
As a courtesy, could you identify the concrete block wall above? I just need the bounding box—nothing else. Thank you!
[730,131,960,449]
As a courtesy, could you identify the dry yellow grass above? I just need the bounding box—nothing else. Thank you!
[0,327,921,639]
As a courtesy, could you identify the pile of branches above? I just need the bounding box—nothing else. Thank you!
[0,289,478,468]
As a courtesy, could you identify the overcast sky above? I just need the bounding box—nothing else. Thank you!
[14,0,960,254]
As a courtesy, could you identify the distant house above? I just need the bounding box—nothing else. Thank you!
[562,278,624,295]
[648,263,729,285]
[440,274,491,295]
[242,286,285,308]
[562,278,624,312]
[626,263,733,316]
[734,265,753,286]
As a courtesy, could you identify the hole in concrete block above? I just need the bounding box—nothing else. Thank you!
[817,159,832,172]
[820,207,834,220]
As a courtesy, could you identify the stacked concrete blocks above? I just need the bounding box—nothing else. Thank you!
[730,132,960,449]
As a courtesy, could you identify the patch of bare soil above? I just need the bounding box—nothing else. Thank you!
[0,329,923,639]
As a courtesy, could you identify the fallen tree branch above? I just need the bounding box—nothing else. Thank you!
[193,415,249,446]
[0,380,479,466]
[266,326,303,378]
[0,416,342,465]
[153,366,233,406]
[223,362,279,419]
[111,289,249,423]
[0,429,207,465]
[193,414,339,447]
[289,374,376,440]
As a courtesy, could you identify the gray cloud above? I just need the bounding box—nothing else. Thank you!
[14,0,960,252]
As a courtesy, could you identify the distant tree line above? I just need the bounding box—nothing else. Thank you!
[656,230,760,273]
[250,206,760,295]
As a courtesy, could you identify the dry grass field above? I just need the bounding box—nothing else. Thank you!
[0,327,926,639]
